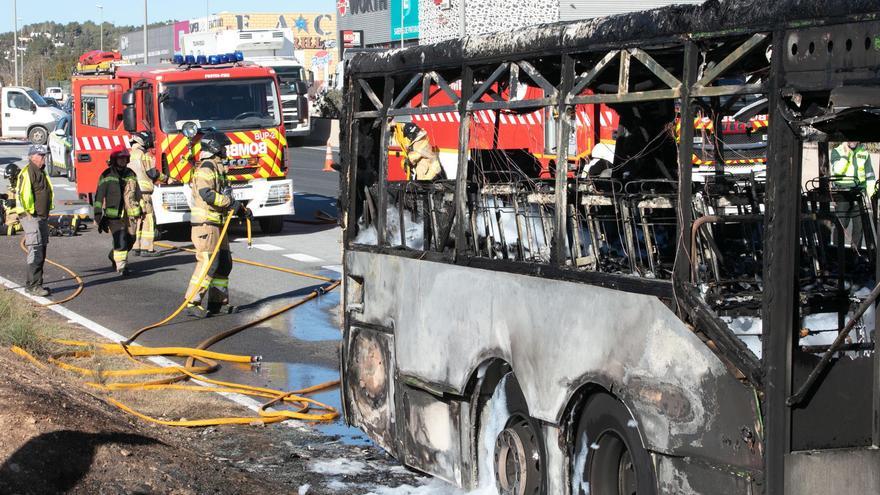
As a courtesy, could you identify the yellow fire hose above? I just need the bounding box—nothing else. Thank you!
[18,238,84,307]
[12,211,344,427]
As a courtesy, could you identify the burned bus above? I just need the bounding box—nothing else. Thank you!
[339,2,880,494]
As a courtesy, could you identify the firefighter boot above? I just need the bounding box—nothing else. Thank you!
[107,250,116,271]
[186,304,210,319]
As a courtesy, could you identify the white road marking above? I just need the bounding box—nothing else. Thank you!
[0,273,309,430]
[321,265,342,274]
[284,253,324,263]
[251,243,284,251]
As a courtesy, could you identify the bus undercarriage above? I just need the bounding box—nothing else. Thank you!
[340,2,880,493]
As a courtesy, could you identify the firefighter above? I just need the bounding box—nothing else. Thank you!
[3,163,22,236]
[94,146,142,276]
[392,123,443,181]
[14,145,54,296]
[831,141,876,248]
[186,131,250,318]
[128,131,165,256]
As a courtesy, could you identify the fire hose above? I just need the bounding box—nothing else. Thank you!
[12,213,342,426]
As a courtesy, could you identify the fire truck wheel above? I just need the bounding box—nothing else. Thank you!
[258,216,284,234]
[572,393,657,495]
[28,126,48,145]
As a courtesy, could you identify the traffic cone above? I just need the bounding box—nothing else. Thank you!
[322,142,335,172]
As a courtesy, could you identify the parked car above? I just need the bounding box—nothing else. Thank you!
[43,96,62,109]
[44,86,64,102]
[46,114,73,180]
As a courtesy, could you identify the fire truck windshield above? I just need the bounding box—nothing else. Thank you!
[158,78,280,133]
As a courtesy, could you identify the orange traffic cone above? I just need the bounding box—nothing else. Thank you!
[322,142,334,172]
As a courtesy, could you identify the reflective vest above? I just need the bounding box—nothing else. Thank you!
[831,143,876,195]
[93,167,142,219]
[14,165,54,216]
[190,160,232,225]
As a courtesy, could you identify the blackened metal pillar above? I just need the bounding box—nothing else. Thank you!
[762,29,803,495]
[674,41,699,293]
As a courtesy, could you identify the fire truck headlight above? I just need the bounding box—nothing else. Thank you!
[266,183,292,207]
[161,191,189,212]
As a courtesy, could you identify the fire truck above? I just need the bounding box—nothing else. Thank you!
[70,52,293,233]
[389,83,768,180]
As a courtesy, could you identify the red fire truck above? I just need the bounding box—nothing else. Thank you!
[388,82,768,180]
[70,53,293,233]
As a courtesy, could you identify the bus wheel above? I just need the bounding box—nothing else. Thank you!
[494,414,543,495]
[572,393,656,495]
[28,126,48,145]
[258,216,284,234]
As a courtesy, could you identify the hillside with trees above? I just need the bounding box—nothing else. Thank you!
[0,20,172,92]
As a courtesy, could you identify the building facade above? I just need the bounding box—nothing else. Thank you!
[120,12,338,83]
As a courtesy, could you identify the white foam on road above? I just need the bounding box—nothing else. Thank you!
[0,273,308,430]
[250,243,285,251]
[284,253,324,263]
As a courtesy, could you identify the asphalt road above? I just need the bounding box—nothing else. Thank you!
[0,140,365,442]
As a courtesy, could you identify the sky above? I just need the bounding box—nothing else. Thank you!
[2,0,335,32]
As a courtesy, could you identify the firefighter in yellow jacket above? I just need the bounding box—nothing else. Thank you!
[127,131,166,256]
[186,131,250,318]
[393,122,443,181]
[94,146,142,276]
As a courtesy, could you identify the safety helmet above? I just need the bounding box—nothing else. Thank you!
[108,145,131,164]
[131,130,154,150]
[199,131,232,159]
[402,123,422,142]
[3,163,20,182]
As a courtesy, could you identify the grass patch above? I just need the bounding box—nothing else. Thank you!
[0,289,53,354]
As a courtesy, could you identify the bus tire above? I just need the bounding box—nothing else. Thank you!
[489,373,546,495]
[572,393,657,495]
[28,126,48,145]
[258,216,284,234]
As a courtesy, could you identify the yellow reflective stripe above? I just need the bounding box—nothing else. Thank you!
[112,251,128,261]
[127,207,142,217]
[210,278,229,288]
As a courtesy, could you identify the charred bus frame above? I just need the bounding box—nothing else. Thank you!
[340,2,880,493]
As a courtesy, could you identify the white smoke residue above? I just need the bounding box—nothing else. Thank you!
[353,205,426,250]
[478,374,510,491]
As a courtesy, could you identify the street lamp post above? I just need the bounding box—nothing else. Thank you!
[18,17,24,85]
[97,4,104,51]
[143,0,148,64]
[12,0,18,85]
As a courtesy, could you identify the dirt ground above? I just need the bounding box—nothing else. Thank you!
[0,294,425,495]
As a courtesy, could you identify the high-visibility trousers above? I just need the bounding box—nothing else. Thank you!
[186,223,232,309]
[133,194,157,252]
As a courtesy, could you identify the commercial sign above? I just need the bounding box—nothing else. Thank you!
[342,30,364,48]
[390,0,419,41]
[338,0,389,16]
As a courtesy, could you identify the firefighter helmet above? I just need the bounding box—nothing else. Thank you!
[402,123,422,142]
[131,130,154,150]
[108,145,131,164]
[3,163,20,182]
[199,131,232,159]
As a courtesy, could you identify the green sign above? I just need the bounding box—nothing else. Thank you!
[391,0,419,41]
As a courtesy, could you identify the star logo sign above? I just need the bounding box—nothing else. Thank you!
[295,15,308,32]
[337,0,349,16]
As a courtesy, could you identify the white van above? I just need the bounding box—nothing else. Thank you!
[44,86,65,102]
[0,86,67,144]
